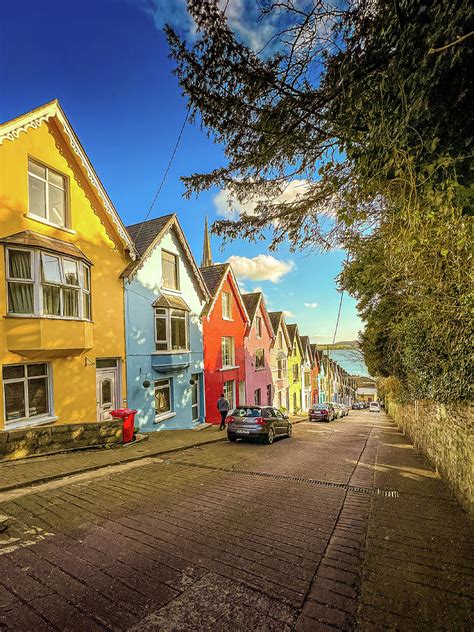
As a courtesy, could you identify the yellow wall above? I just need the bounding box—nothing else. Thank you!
[0,117,131,429]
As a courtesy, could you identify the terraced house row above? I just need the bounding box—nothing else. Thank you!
[0,102,355,457]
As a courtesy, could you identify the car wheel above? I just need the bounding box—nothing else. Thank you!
[228,435,237,442]
[266,428,275,445]
[287,423,292,438]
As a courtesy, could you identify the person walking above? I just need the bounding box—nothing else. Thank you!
[217,393,230,430]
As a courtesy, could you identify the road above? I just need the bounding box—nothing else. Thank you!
[0,411,472,631]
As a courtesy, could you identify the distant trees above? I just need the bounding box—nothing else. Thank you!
[166,0,472,402]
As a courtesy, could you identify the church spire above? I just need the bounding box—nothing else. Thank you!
[201,215,213,267]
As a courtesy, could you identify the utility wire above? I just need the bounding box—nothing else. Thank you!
[132,107,190,247]
[332,290,344,345]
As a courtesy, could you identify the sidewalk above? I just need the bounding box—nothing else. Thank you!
[0,415,307,493]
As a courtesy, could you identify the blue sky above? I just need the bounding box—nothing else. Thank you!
[1,0,363,344]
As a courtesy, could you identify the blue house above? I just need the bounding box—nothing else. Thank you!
[123,214,210,431]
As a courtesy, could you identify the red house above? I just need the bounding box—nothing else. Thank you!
[200,263,249,423]
[242,292,275,406]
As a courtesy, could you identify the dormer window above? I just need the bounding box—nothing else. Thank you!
[222,291,232,319]
[162,250,179,290]
[28,159,68,228]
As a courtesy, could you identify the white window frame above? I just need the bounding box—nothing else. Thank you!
[221,336,235,368]
[222,291,232,320]
[277,357,286,379]
[255,348,265,370]
[191,373,200,422]
[2,362,55,428]
[154,378,174,421]
[28,158,69,228]
[6,247,91,320]
[161,250,180,291]
[256,316,263,338]
[154,308,189,353]
[223,380,235,409]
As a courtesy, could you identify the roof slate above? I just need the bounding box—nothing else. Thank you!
[200,263,230,297]
[126,214,175,256]
[242,292,261,323]
[287,323,298,346]
[268,311,282,335]
[0,230,92,265]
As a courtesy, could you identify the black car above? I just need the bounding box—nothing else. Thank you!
[227,406,292,444]
[308,403,335,422]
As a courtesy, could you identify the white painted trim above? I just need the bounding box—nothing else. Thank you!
[24,213,77,235]
[5,415,59,431]
[154,412,176,423]
[218,365,240,372]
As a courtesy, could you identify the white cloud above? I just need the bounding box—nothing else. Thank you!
[283,310,295,318]
[304,302,318,309]
[227,254,295,283]
[132,0,285,52]
[214,180,310,220]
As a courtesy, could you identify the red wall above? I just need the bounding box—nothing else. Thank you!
[202,274,247,423]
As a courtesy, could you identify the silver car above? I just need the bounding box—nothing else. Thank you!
[227,405,292,444]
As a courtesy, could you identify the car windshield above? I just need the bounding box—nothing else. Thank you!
[232,407,262,417]
[314,405,327,410]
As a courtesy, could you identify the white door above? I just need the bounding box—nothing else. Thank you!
[96,368,118,421]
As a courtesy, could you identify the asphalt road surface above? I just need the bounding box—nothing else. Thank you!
[0,411,472,631]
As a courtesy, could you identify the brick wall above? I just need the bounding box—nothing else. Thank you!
[0,420,123,462]
[387,399,473,514]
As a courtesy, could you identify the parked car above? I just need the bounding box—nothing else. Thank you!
[352,402,361,410]
[369,401,381,413]
[341,404,349,416]
[332,403,344,419]
[227,406,292,444]
[308,403,335,422]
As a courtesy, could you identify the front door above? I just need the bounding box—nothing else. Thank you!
[96,367,118,421]
[191,373,200,422]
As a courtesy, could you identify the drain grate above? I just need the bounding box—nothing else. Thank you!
[165,460,399,498]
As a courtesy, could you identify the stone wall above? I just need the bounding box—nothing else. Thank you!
[0,420,123,462]
[387,399,473,514]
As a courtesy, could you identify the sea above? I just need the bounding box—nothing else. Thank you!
[324,349,371,377]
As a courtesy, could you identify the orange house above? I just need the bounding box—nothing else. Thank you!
[200,263,249,423]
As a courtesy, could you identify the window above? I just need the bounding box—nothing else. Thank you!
[277,357,286,379]
[221,336,235,367]
[304,372,311,388]
[6,248,91,319]
[278,331,283,348]
[256,316,262,338]
[3,363,51,425]
[162,251,179,290]
[96,358,118,369]
[266,384,272,405]
[191,374,200,421]
[154,308,189,352]
[28,159,67,227]
[255,348,265,370]
[222,292,232,319]
[254,388,261,405]
[155,379,172,417]
[293,364,299,381]
[223,380,235,408]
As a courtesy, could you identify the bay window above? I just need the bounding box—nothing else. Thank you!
[28,159,68,228]
[154,308,189,352]
[6,248,91,319]
[3,363,51,425]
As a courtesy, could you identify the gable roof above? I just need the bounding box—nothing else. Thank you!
[200,263,249,323]
[124,213,210,300]
[300,335,311,359]
[287,323,304,355]
[242,292,261,323]
[126,214,174,256]
[0,100,137,258]
[268,311,291,349]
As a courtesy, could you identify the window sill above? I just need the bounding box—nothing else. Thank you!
[24,213,76,234]
[152,350,190,355]
[5,415,58,431]
[222,316,233,321]
[219,365,240,372]
[154,412,176,424]
[160,288,182,296]
[5,314,93,323]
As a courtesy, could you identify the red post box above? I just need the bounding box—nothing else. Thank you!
[110,408,138,443]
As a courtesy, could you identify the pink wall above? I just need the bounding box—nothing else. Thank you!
[244,302,274,406]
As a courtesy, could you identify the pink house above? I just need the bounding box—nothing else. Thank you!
[242,292,275,406]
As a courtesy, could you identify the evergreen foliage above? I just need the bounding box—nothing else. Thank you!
[166,0,473,402]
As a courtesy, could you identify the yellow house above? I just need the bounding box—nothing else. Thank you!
[286,323,303,413]
[0,101,136,435]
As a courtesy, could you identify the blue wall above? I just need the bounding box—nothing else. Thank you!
[124,227,206,431]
